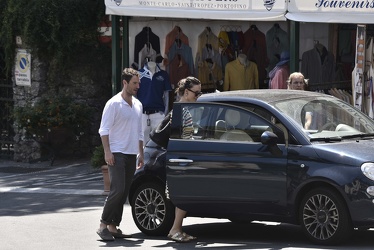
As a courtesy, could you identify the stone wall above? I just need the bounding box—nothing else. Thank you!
[13,46,112,162]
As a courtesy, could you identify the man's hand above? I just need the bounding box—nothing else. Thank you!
[104,151,115,166]
[137,154,144,169]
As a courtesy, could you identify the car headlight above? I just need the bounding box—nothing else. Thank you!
[361,163,374,181]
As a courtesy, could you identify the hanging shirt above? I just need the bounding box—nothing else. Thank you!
[197,27,219,57]
[218,31,235,77]
[138,44,157,70]
[164,26,189,55]
[195,45,222,74]
[224,58,259,91]
[227,31,244,59]
[138,63,172,113]
[196,28,221,74]
[242,26,269,89]
[218,31,230,50]
[168,54,191,88]
[301,46,335,85]
[266,24,289,73]
[269,65,289,89]
[134,27,160,67]
[198,60,223,93]
[168,42,194,76]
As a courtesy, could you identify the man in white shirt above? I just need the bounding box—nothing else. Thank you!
[97,68,144,241]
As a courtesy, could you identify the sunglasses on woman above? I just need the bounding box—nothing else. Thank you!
[187,88,202,97]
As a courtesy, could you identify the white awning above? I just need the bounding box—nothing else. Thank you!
[105,0,287,21]
[286,0,374,24]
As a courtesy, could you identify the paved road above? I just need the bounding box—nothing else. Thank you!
[0,158,373,250]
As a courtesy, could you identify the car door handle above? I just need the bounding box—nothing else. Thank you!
[169,159,193,163]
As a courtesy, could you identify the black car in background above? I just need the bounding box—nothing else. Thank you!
[129,89,374,245]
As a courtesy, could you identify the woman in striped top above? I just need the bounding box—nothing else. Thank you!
[167,76,202,242]
[177,76,202,139]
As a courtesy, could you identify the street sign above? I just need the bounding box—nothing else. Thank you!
[14,49,31,86]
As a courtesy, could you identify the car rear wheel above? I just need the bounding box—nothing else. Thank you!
[131,182,175,236]
[299,188,353,245]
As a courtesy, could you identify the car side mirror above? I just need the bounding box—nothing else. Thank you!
[261,131,282,156]
[261,131,278,145]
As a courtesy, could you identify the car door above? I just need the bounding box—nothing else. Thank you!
[166,102,288,218]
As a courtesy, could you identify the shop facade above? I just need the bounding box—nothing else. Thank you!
[105,0,288,93]
[104,0,374,116]
[286,0,374,117]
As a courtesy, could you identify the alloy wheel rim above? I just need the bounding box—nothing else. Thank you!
[303,194,339,240]
[134,187,166,230]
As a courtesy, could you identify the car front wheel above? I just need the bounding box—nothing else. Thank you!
[299,188,353,245]
[131,182,175,236]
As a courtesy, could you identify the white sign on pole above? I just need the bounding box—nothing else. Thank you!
[15,49,31,86]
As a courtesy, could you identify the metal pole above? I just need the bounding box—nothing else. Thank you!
[122,16,130,69]
[111,15,121,96]
[290,21,300,73]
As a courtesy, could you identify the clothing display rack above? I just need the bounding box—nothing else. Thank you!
[308,80,351,91]
[220,25,242,31]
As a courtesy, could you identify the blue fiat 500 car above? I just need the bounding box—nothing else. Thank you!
[129,89,374,245]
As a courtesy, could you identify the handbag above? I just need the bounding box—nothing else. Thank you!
[149,112,171,148]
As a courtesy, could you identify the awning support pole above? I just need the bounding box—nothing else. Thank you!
[111,15,121,95]
[290,21,300,73]
[122,16,129,69]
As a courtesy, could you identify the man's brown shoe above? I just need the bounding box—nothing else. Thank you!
[96,228,115,241]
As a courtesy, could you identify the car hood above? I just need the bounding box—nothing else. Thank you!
[312,139,374,165]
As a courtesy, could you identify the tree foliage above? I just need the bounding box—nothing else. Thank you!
[0,0,106,76]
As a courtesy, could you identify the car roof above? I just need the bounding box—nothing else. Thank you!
[198,89,328,104]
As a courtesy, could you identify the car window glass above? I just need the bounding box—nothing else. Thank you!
[221,102,287,144]
[178,103,284,144]
[221,101,273,123]
[274,96,374,141]
[301,100,362,131]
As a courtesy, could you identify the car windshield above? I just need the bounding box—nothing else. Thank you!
[273,95,374,141]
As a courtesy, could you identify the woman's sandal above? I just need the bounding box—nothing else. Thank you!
[167,232,192,243]
[182,232,197,240]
